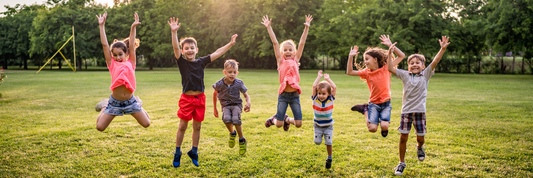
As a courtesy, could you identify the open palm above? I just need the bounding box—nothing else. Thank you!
[261,15,271,28]
[96,13,107,25]
[167,17,181,31]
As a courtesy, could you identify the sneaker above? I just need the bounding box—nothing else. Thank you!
[172,152,181,167]
[187,150,199,167]
[394,162,406,176]
[283,115,290,131]
[350,103,368,115]
[239,139,247,155]
[95,99,109,112]
[135,96,143,107]
[417,146,425,161]
[265,115,275,127]
[381,130,389,137]
[325,158,332,169]
[229,131,236,148]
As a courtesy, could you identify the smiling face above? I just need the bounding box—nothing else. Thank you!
[408,57,425,74]
[363,54,379,70]
[111,47,128,62]
[181,43,198,61]
[223,66,239,84]
[281,43,296,60]
[317,87,330,102]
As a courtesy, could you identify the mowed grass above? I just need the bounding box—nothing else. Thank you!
[0,69,532,177]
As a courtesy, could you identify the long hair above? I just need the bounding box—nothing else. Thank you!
[110,37,140,54]
[279,39,297,55]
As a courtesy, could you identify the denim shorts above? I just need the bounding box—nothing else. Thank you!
[275,91,303,121]
[104,95,142,116]
[314,124,333,145]
[367,100,391,124]
[398,113,426,136]
[222,105,242,125]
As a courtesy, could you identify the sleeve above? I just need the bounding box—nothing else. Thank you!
[395,69,407,80]
[330,95,335,101]
[239,80,248,93]
[358,69,368,80]
[199,55,212,67]
[423,68,435,81]
[311,94,317,100]
[212,80,221,92]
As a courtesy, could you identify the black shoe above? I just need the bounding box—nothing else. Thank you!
[325,158,332,169]
[381,130,389,137]
[350,103,368,115]
[417,146,426,161]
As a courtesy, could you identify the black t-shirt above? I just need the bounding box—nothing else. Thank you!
[177,54,212,93]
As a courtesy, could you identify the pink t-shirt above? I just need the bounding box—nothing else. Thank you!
[107,58,136,93]
[277,58,302,94]
[358,66,391,104]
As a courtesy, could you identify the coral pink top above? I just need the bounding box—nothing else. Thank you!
[107,58,136,93]
[358,66,391,104]
[277,57,301,94]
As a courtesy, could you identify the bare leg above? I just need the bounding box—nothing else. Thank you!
[327,145,332,156]
[417,136,425,148]
[274,118,283,128]
[191,120,202,147]
[380,121,389,131]
[131,109,150,128]
[175,119,189,147]
[96,107,116,131]
[364,111,378,132]
[225,123,234,133]
[399,134,409,162]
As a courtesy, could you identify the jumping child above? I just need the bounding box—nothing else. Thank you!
[346,35,405,137]
[213,59,251,155]
[168,17,237,167]
[311,70,337,169]
[389,36,450,176]
[94,12,150,132]
[261,14,313,131]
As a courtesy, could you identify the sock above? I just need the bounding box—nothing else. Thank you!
[191,146,198,154]
[327,155,332,159]
[175,147,181,155]
[239,137,245,143]
[286,116,295,124]
[231,130,236,135]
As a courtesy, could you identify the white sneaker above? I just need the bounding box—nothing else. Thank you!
[95,99,109,112]
[394,162,406,176]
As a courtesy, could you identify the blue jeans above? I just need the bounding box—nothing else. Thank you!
[367,100,391,124]
[275,91,303,121]
[104,95,142,116]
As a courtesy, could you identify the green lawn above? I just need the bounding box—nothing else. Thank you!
[0,69,532,177]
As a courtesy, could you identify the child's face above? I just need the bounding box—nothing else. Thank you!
[223,66,239,83]
[408,58,425,74]
[364,54,379,70]
[317,87,330,102]
[111,48,128,62]
[181,43,198,61]
[281,43,296,60]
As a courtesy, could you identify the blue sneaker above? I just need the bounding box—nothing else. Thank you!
[187,150,199,167]
[172,152,181,167]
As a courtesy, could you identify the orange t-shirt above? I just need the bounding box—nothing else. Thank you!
[108,58,136,93]
[277,58,301,94]
[358,66,391,104]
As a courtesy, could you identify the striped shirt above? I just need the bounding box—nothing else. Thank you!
[312,95,335,126]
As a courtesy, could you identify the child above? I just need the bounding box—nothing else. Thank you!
[94,13,150,132]
[212,59,251,155]
[261,14,313,131]
[168,17,237,167]
[346,35,405,137]
[311,70,337,169]
[389,36,450,176]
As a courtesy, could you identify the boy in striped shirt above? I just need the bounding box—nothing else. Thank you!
[311,70,337,169]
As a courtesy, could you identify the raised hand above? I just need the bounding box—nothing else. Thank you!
[318,70,323,77]
[230,34,238,44]
[349,46,359,57]
[304,14,313,27]
[380,34,392,47]
[388,42,397,59]
[324,73,330,80]
[132,13,141,27]
[167,17,181,32]
[261,15,272,28]
[439,36,450,49]
[96,13,107,25]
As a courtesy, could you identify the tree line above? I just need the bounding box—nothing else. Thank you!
[1,0,532,74]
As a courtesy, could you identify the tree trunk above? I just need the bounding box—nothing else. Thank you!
[23,55,28,70]
[58,58,62,70]
[77,58,82,71]
[149,58,153,70]
[512,51,516,74]
[522,54,525,74]
[3,58,7,69]
[85,59,87,70]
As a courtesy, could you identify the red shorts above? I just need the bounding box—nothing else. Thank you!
[177,93,206,122]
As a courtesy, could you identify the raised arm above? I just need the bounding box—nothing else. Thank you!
[324,73,337,97]
[312,70,323,96]
[380,35,405,67]
[261,15,281,64]
[346,46,361,76]
[97,13,112,65]
[129,13,141,66]
[213,90,219,117]
[295,15,313,63]
[243,93,251,112]
[429,36,450,71]
[387,42,398,75]
[210,34,238,61]
[167,17,182,60]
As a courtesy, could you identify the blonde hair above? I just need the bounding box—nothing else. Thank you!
[110,38,140,53]
[317,81,332,95]
[224,59,239,69]
[179,37,197,47]
[407,54,426,64]
[279,39,297,54]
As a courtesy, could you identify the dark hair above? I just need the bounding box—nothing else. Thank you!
[363,47,388,68]
[224,59,239,69]
[317,81,332,95]
[407,54,426,64]
[110,37,140,53]
[179,37,197,47]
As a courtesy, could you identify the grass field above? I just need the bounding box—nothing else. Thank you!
[0,69,532,177]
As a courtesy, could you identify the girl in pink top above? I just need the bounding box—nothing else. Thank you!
[94,12,150,132]
[261,14,313,131]
[346,35,405,137]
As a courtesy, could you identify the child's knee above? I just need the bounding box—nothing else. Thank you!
[141,121,150,128]
[295,123,302,128]
[400,134,409,143]
[96,125,106,132]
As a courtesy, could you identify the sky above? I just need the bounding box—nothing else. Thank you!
[0,0,113,13]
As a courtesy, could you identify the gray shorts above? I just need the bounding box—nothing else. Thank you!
[314,124,333,145]
[222,105,242,125]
